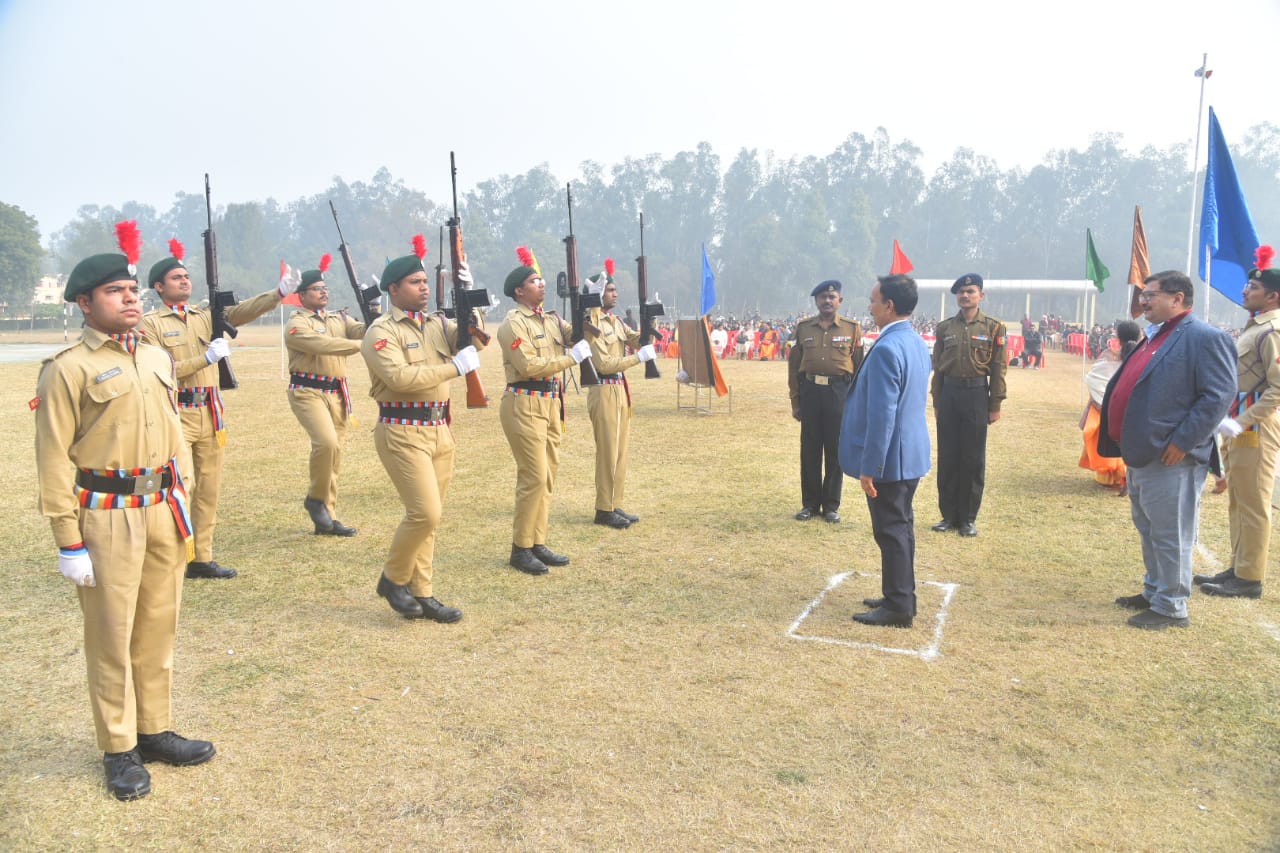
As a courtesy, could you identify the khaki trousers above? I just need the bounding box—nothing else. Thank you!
[588,384,630,512]
[1224,416,1280,582]
[78,503,185,752]
[181,406,222,563]
[500,391,561,548]
[375,422,455,596]
[288,388,347,515]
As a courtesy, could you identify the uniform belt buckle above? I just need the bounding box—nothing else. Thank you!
[812,375,829,386]
[132,473,161,495]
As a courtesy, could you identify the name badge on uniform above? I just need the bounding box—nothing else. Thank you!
[534,333,545,340]
[163,330,182,337]
[802,336,815,343]
[832,336,850,343]
[405,341,420,349]
[314,325,327,333]
[95,367,122,383]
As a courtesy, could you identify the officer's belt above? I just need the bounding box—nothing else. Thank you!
[378,401,450,423]
[597,373,624,382]
[942,376,988,388]
[802,373,850,386]
[76,468,174,496]
[508,379,558,393]
[177,386,214,406]
[289,372,343,391]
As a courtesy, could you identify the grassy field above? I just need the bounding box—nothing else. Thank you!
[1,323,1278,851]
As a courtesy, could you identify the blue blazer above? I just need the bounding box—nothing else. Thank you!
[1097,311,1235,467]
[838,320,932,482]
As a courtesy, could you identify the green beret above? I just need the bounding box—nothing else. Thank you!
[380,255,425,292]
[299,270,324,291]
[1249,266,1280,291]
[148,257,185,286]
[952,273,984,294]
[65,253,136,301]
[504,265,537,299]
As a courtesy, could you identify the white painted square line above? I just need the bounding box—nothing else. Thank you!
[786,572,959,662]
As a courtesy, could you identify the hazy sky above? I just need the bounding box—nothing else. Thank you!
[3,0,1276,242]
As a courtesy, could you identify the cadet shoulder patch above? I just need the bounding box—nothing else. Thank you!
[288,327,299,335]
[511,337,523,350]
[373,339,388,351]
[28,396,40,410]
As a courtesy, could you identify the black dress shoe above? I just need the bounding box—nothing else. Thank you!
[862,596,885,609]
[1127,609,1190,629]
[613,508,640,524]
[316,519,357,537]
[103,749,150,800]
[594,509,631,529]
[822,510,841,523]
[1114,592,1151,610]
[510,546,549,575]
[795,507,816,521]
[136,731,216,766]
[303,496,333,528]
[377,574,424,617]
[185,560,238,580]
[415,596,463,623]
[958,522,978,537]
[1193,567,1235,586]
[930,520,954,533]
[852,606,913,628]
[531,544,570,566]
[1200,577,1263,599]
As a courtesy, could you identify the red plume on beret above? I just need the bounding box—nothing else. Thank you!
[114,220,142,265]
[412,233,427,260]
[1257,245,1275,271]
[319,253,332,273]
[604,258,615,277]
[168,238,185,261]
[516,246,534,267]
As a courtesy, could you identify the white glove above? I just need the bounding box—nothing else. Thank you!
[205,337,230,364]
[636,344,656,363]
[570,339,593,364]
[451,345,480,375]
[456,261,473,286]
[58,546,95,587]
[1217,417,1244,438]
[277,261,295,297]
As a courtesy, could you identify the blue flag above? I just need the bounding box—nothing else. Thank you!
[700,243,716,316]
[1199,107,1258,307]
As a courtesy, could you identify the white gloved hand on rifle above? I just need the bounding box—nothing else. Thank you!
[205,337,230,364]
[570,339,593,364]
[452,345,480,375]
[1216,417,1244,438]
[58,545,95,587]
[456,261,473,286]
[636,344,656,363]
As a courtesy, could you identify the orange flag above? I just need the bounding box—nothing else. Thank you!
[890,239,914,275]
[1127,206,1150,319]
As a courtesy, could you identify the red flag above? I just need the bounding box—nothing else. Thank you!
[890,239,914,275]
[282,291,302,307]
[1127,206,1150,319]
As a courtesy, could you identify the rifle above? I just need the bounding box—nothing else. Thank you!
[564,182,600,386]
[447,152,491,408]
[434,226,447,314]
[636,212,664,379]
[329,200,381,326]
[203,173,238,390]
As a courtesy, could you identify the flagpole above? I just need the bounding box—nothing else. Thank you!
[1185,53,1210,277]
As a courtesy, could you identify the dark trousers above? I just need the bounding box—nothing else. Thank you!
[799,379,849,512]
[935,379,989,524]
[867,478,919,615]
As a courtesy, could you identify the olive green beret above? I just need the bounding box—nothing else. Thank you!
[1249,266,1280,290]
[148,257,185,286]
[65,253,136,301]
[298,269,325,291]
[504,265,537,299]
[380,255,425,292]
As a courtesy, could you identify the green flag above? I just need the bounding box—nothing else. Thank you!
[1085,228,1110,292]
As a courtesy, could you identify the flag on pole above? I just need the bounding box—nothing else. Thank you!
[700,243,716,316]
[1199,107,1257,307]
[1085,229,1110,292]
[890,239,914,275]
[1127,206,1151,318]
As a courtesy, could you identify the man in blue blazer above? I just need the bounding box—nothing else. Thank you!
[839,275,932,627]
[1098,271,1235,629]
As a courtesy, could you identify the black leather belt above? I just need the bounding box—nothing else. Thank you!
[177,388,212,405]
[378,402,450,422]
[509,379,558,393]
[942,376,988,388]
[803,373,849,386]
[597,373,623,382]
[289,373,343,391]
[76,469,173,496]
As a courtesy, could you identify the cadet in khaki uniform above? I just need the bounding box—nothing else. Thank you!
[787,279,863,523]
[930,273,1007,537]
[140,240,289,579]
[34,229,215,801]
[285,254,366,535]
[584,260,657,530]
[362,239,483,621]
[497,247,593,575]
[1197,249,1280,600]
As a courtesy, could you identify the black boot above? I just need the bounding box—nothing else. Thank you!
[377,574,424,617]
[509,545,549,575]
[185,560,238,579]
[594,509,630,529]
[304,496,332,528]
[613,508,640,524]
[137,731,216,766]
[531,544,570,566]
[415,596,463,623]
[103,748,150,800]
[317,519,357,537]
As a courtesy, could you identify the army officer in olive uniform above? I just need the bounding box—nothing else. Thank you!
[788,279,863,523]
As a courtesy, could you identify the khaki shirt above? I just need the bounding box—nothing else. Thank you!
[361,307,469,404]
[587,308,641,375]
[1234,307,1280,429]
[787,314,863,404]
[497,305,576,383]
[931,310,1008,412]
[139,288,282,387]
[285,309,365,376]
[34,329,187,547]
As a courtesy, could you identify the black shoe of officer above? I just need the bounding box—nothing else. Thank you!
[594,509,631,529]
[303,496,332,528]
[185,560,238,580]
[510,545,549,575]
[377,574,424,617]
[795,507,816,521]
[930,520,955,533]
[822,510,841,523]
[103,749,150,801]
[137,730,216,766]
[614,508,640,524]
[415,596,463,623]
[316,519,357,537]
[958,522,979,537]
[531,544,570,566]
[1193,567,1235,586]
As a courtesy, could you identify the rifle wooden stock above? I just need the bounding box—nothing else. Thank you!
[203,174,238,390]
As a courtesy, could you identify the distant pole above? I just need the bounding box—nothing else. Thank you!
[1185,53,1210,277]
